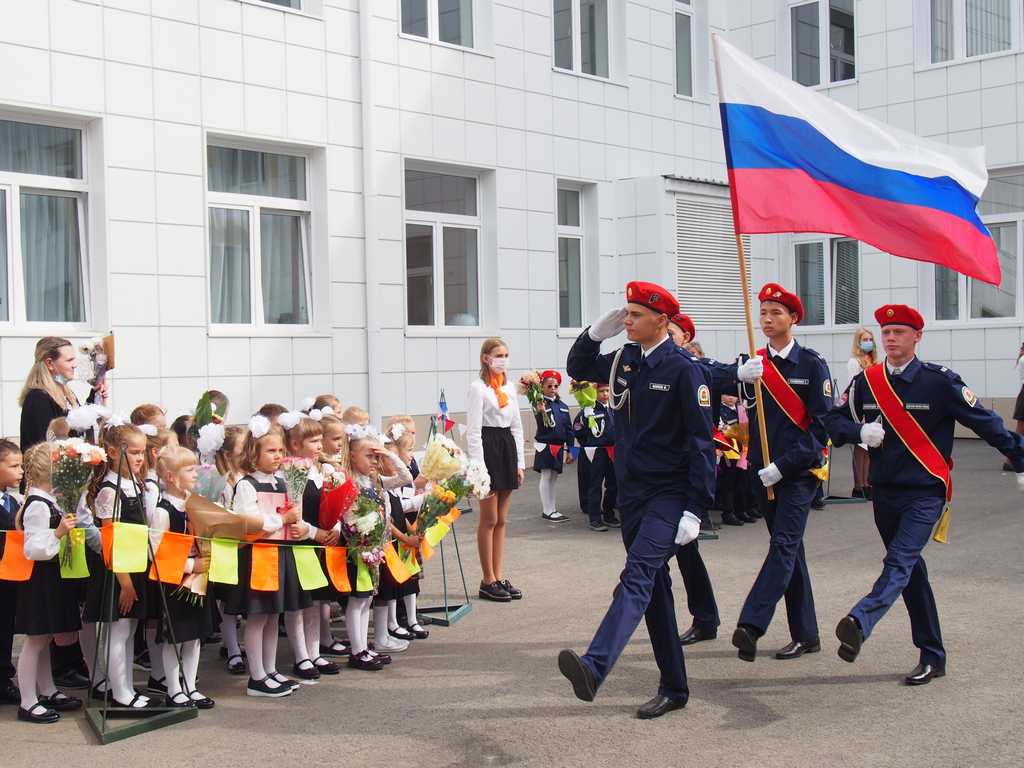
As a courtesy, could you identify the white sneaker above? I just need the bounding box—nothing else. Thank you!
[374,635,410,653]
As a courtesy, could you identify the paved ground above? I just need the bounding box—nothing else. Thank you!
[2,440,1022,767]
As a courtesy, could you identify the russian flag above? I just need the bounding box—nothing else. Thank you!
[712,35,999,285]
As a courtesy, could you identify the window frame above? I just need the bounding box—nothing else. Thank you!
[552,0,612,82]
[920,0,1021,67]
[0,113,91,333]
[205,142,314,333]
[403,166,484,332]
[556,183,585,331]
[675,1,695,98]
[399,0,477,52]
[790,234,861,329]
[785,0,857,88]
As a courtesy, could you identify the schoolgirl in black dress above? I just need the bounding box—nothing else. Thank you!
[0,439,23,707]
[316,412,350,657]
[213,425,247,675]
[533,370,574,523]
[13,443,83,724]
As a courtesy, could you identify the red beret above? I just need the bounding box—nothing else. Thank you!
[626,281,680,318]
[758,282,804,323]
[874,304,924,331]
[669,313,696,340]
[540,370,562,385]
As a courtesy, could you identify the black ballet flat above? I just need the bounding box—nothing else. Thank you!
[17,703,59,724]
[313,657,341,675]
[109,693,157,710]
[226,654,247,675]
[347,652,383,671]
[406,624,430,640]
[38,691,82,711]
[389,627,415,641]
[165,693,193,708]
[190,694,216,709]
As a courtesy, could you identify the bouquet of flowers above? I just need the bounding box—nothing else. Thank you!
[193,463,227,504]
[50,438,105,567]
[570,380,603,437]
[464,459,491,499]
[419,434,466,482]
[280,457,313,540]
[342,487,388,590]
[78,334,115,387]
[415,459,491,532]
[519,371,554,427]
[319,466,358,531]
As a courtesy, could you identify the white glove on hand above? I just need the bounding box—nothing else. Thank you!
[1016,472,1024,492]
[860,421,885,448]
[588,307,628,342]
[737,356,764,383]
[674,510,701,546]
[758,463,782,488]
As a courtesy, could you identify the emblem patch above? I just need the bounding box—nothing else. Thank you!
[697,384,711,407]
[616,377,628,387]
[650,383,671,392]
[962,386,977,408]
[823,379,832,398]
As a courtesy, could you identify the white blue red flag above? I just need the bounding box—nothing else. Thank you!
[713,34,999,284]
[437,389,454,434]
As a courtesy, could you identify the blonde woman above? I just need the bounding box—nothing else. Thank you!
[846,327,877,498]
[467,338,525,603]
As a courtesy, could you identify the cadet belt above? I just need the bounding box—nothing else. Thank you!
[863,363,953,543]
[757,349,810,431]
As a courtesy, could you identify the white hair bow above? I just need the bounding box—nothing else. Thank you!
[197,422,226,459]
[300,396,316,411]
[137,423,158,437]
[389,423,406,441]
[103,413,129,431]
[277,411,303,431]
[248,414,271,440]
[344,423,375,441]
[67,404,108,432]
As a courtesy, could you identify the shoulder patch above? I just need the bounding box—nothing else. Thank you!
[962,386,978,408]
[823,379,832,398]
[697,384,711,408]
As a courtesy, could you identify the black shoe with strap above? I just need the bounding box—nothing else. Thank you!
[17,703,59,724]
[38,691,82,711]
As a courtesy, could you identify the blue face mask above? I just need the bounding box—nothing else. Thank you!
[53,373,68,385]
[859,340,874,353]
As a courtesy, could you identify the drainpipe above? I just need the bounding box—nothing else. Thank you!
[358,0,380,425]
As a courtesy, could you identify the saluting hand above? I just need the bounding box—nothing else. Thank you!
[587,307,628,342]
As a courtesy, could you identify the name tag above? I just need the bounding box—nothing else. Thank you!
[905,403,930,410]
[787,378,809,385]
[649,383,671,392]
[863,403,879,410]
[616,377,628,387]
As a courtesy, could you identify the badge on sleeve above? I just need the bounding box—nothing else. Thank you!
[823,379,832,398]
[697,384,711,408]
[962,386,978,408]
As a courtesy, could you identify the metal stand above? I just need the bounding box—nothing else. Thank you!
[418,517,473,627]
[823,442,868,505]
[86,447,198,744]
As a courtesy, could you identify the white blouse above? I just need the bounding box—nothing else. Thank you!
[94,471,141,521]
[466,379,525,469]
[231,471,286,534]
[21,487,62,561]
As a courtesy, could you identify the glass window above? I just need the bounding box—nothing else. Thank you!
[829,0,855,82]
[831,238,859,324]
[794,241,825,325]
[260,211,308,325]
[20,193,84,323]
[580,0,609,78]
[406,224,435,327]
[930,0,954,62]
[207,146,306,200]
[935,265,960,319]
[553,0,574,70]
[675,9,693,97]
[970,222,1016,318]
[966,0,1012,58]
[402,0,429,37]
[0,190,6,322]
[209,208,251,325]
[557,188,580,227]
[791,2,821,86]
[558,238,582,328]
[405,169,477,216]
[260,0,301,7]
[442,227,479,325]
[0,119,82,179]
[438,0,473,47]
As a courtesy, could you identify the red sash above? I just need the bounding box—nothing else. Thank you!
[757,350,810,431]
[862,363,953,542]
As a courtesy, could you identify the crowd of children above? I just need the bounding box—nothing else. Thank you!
[0,387,438,724]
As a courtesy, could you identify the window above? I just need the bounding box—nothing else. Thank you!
[933,170,1024,321]
[260,0,302,7]
[788,1,855,86]
[793,237,860,326]
[402,0,474,48]
[557,187,583,328]
[675,1,693,97]
[404,168,481,328]
[928,0,1017,63]
[552,0,609,78]
[0,117,89,326]
[207,145,311,327]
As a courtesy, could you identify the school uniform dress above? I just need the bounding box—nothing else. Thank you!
[152,496,212,644]
[300,467,343,602]
[0,491,20,682]
[225,472,311,616]
[15,491,81,636]
[83,473,149,623]
[574,404,617,525]
[533,396,573,474]
[467,379,525,492]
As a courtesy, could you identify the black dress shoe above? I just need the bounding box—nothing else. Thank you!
[774,639,821,660]
[478,581,512,602]
[811,498,826,510]
[53,670,91,690]
[738,511,759,523]
[636,694,687,720]
[602,515,621,528]
[905,663,945,686]
[17,703,59,724]
[557,649,596,702]
[721,513,744,526]
[0,679,19,704]
[500,579,523,600]
[405,624,430,640]
[835,615,863,663]
[679,624,717,646]
[731,625,758,662]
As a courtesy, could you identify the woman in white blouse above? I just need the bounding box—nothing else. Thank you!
[846,326,877,498]
[467,338,525,603]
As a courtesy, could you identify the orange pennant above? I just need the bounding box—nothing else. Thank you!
[148,531,194,585]
[324,546,351,593]
[100,524,113,568]
[439,507,462,525]
[420,538,434,562]
[384,543,411,584]
[250,544,279,592]
[0,531,34,581]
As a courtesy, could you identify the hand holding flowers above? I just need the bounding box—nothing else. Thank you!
[519,371,554,427]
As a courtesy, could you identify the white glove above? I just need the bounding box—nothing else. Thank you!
[674,510,701,546]
[758,463,782,488]
[737,356,764,383]
[588,307,628,342]
[860,421,885,448]
[1016,472,1024,492]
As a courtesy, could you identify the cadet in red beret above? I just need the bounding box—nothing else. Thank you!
[534,370,574,523]
[874,304,924,331]
[668,313,696,346]
[758,282,805,323]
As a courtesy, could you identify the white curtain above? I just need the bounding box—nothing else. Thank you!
[931,0,954,62]
[0,190,7,321]
[831,239,859,325]
[260,212,309,325]
[21,192,84,322]
[580,0,609,78]
[207,147,305,200]
[402,0,428,36]
[558,237,582,328]
[966,0,1011,57]
[0,119,81,178]
[795,242,825,325]
[442,226,478,326]
[438,0,473,47]
[209,207,251,324]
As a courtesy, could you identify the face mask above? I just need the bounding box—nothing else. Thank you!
[859,340,874,353]
[488,356,508,373]
[53,373,68,385]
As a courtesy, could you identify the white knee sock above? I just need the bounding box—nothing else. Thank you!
[244,614,267,681]
[37,641,56,698]
[346,598,369,655]
[303,604,321,660]
[146,623,165,682]
[373,605,391,646]
[183,641,203,700]
[262,614,280,675]
[219,602,241,657]
[162,643,183,699]
[403,594,419,628]
[284,610,309,664]
[17,635,48,709]
[107,619,138,704]
[79,622,102,684]
[387,600,400,631]
[320,602,334,643]
[539,470,558,515]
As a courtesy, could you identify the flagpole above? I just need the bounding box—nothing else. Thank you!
[713,33,774,500]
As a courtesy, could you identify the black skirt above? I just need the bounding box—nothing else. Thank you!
[311,547,346,602]
[533,443,565,474]
[224,543,312,616]
[82,548,148,623]
[156,584,214,644]
[15,559,82,635]
[482,426,519,491]
[1014,384,1024,421]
